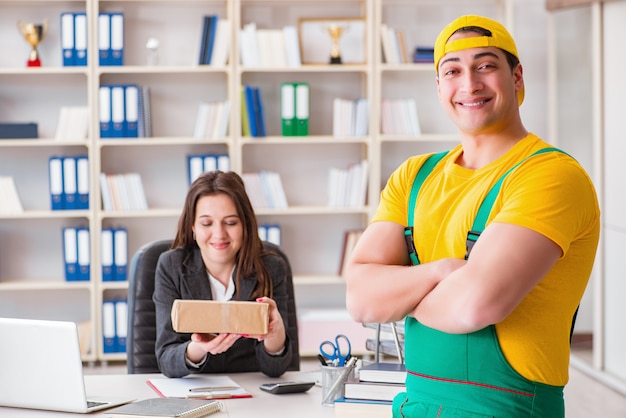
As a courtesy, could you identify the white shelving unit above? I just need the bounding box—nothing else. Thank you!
[0,0,514,362]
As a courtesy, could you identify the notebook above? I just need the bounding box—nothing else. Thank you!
[0,317,134,413]
[107,398,223,418]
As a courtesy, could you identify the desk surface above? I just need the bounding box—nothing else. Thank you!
[0,371,334,417]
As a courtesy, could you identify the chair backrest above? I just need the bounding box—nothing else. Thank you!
[126,239,173,374]
[126,239,300,373]
[264,241,300,371]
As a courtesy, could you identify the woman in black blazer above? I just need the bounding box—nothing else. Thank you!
[154,171,293,378]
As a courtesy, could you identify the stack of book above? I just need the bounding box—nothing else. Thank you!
[334,361,407,417]
[239,23,301,68]
[381,98,421,136]
[99,84,151,139]
[327,160,369,208]
[99,173,148,211]
[380,24,409,64]
[192,100,230,140]
[241,171,288,209]
[332,98,369,137]
[241,84,266,137]
[198,15,231,66]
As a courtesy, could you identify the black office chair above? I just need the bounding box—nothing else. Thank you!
[126,239,300,373]
[126,239,172,374]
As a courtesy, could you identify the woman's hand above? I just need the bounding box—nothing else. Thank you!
[246,297,286,355]
[185,332,241,363]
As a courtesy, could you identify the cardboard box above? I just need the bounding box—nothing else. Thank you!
[171,299,269,334]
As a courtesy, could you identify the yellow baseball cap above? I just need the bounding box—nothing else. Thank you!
[434,15,524,106]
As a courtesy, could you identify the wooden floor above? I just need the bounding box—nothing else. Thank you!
[87,354,626,416]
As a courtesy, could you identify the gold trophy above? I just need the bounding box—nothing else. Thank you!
[17,18,49,67]
[327,24,346,64]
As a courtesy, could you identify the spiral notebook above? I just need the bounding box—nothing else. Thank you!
[107,398,224,418]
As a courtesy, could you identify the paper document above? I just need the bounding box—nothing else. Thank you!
[147,375,251,399]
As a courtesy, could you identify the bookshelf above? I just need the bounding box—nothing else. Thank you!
[0,0,512,362]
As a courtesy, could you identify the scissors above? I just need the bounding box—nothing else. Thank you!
[319,334,351,366]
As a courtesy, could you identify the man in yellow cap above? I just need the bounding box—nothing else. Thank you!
[345,15,599,417]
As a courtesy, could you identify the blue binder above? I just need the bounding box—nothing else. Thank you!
[125,84,139,137]
[76,227,90,281]
[63,227,79,281]
[115,299,128,353]
[48,156,64,210]
[113,228,128,281]
[74,12,88,66]
[101,228,115,282]
[62,156,78,209]
[110,13,124,66]
[102,300,118,353]
[76,155,89,209]
[99,85,113,138]
[253,86,266,137]
[60,12,75,66]
[98,13,111,66]
[110,85,125,138]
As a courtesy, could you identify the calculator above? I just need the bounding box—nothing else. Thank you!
[259,381,316,394]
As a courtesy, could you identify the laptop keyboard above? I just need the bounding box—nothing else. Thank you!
[87,400,108,408]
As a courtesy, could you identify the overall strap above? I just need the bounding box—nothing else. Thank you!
[404,151,449,265]
[464,147,567,258]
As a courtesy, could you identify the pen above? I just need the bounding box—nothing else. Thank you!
[186,393,234,399]
[321,356,358,405]
[188,386,239,392]
[317,354,328,366]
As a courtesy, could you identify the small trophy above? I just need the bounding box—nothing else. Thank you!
[17,18,49,67]
[327,24,346,64]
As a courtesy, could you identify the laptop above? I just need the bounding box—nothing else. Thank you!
[0,317,134,413]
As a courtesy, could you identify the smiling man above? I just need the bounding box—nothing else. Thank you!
[344,15,600,417]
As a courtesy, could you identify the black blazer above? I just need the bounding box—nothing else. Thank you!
[153,242,293,378]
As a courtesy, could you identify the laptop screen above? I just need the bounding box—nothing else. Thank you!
[0,317,131,413]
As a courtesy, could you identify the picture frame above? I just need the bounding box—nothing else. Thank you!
[298,17,366,65]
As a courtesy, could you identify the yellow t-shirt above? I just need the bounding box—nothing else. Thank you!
[372,134,600,386]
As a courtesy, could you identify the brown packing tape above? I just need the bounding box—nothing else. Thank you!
[171,299,269,334]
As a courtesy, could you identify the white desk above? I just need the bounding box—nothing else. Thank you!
[0,371,334,417]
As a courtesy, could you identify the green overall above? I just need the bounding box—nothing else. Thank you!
[393,149,567,418]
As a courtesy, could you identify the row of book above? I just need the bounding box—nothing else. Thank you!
[62,226,91,281]
[99,84,151,138]
[381,98,422,136]
[239,23,301,68]
[242,171,288,209]
[0,176,23,214]
[193,101,231,140]
[187,153,231,186]
[198,15,231,67]
[380,24,434,64]
[49,155,89,211]
[380,24,410,65]
[62,227,129,282]
[101,227,129,282]
[241,84,267,137]
[328,160,369,208]
[334,361,407,417]
[61,12,124,66]
[55,106,90,142]
[102,298,128,353]
[332,98,369,137]
[98,84,145,138]
[99,173,148,211]
[280,82,309,136]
